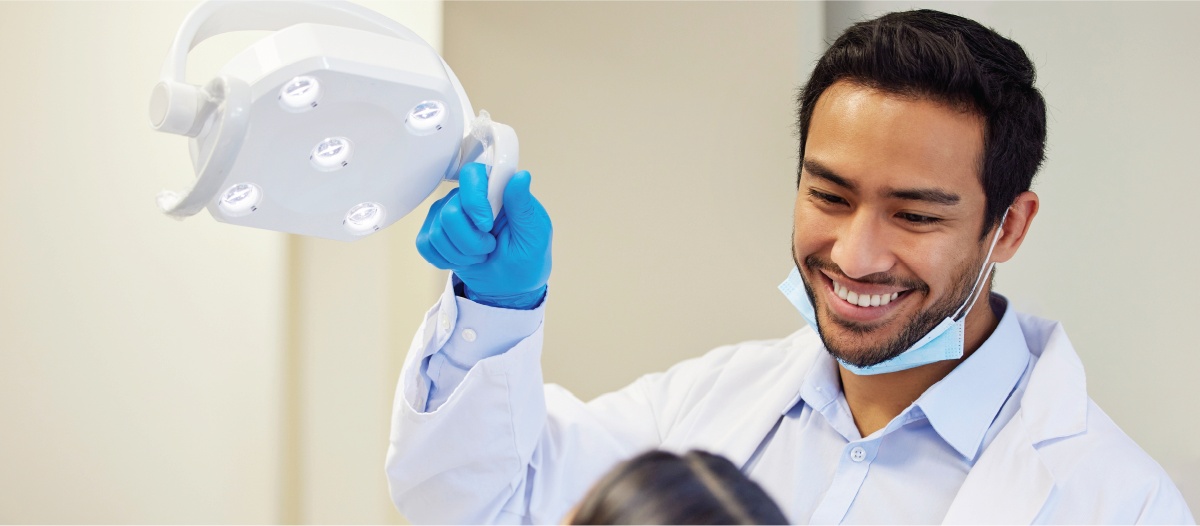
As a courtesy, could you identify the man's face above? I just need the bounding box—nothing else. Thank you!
[793,81,993,367]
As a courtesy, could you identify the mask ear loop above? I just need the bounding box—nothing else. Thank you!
[952,209,1009,322]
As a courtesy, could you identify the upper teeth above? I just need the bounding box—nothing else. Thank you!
[833,281,900,308]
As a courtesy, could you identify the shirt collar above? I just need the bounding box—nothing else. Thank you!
[791,293,1032,459]
[913,294,1032,460]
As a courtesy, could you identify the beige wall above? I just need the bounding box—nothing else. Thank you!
[444,1,826,402]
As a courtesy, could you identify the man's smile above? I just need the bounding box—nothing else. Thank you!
[816,270,914,324]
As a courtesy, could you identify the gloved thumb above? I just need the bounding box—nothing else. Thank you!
[457,163,494,232]
[501,171,540,230]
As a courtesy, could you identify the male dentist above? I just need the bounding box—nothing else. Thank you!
[386,10,1192,524]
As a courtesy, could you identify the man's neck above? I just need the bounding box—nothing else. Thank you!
[838,289,1002,438]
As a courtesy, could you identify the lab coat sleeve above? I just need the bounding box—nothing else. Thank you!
[385,279,699,524]
[1134,475,1195,525]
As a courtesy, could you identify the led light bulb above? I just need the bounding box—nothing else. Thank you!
[278,76,322,112]
[343,202,386,236]
[218,183,262,217]
[310,137,353,171]
[405,100,447,136]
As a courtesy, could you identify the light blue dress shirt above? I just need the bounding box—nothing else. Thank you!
[743,294,1031,524]
[420,279,545,412]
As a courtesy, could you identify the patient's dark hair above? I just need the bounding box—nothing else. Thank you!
[569,450,788,525]
[798,9,1047,238]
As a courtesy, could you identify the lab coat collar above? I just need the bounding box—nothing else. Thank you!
[942,311,1090,524]
[1014,311,1089,444]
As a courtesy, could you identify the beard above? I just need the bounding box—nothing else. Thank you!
[795,251,985,368]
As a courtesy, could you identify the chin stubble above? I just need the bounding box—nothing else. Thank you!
[796,252,984,368]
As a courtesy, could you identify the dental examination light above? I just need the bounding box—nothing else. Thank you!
[149,0,518,241]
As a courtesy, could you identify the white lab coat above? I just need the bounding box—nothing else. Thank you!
[386,287,1192,524]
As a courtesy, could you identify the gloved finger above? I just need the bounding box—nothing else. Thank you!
[457,163,494,232]
[501,171,545,233]
[429,209,487,267]
[415,190,457,269]
[439,195,497,255]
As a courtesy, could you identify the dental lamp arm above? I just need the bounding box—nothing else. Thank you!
[155,76,250,217]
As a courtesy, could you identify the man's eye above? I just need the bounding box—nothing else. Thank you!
[898,212,943,225]
[809,189,847,205]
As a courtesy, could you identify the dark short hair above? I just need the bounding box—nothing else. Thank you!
[798,9,1047,238]
[570,450,788,525]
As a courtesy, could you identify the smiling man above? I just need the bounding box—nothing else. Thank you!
[385,10,1193,524]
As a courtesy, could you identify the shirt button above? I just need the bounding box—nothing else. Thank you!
[462,328,477,342]
[850,446,867,462]
[440,314,450,331]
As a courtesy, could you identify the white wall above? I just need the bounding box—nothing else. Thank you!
[827,0,1200,510]
[0,3,283,522]
[0,1,442,523]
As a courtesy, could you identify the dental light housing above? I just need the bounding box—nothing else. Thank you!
[149,1,519,241]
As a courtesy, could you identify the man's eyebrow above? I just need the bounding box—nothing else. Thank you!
[802,160,856,190]
[885,188,961,205]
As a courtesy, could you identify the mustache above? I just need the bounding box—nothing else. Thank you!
[802,254,930,294]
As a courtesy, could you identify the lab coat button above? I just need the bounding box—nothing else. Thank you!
[462,328,477,342]
[440,314,449,331]
[850,446,867,462]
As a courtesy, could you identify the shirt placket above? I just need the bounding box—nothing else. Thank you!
[808,437,881,525]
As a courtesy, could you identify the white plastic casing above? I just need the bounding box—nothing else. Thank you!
[151,1,521,242]
[193,23,465,241]
[149,81,201,135]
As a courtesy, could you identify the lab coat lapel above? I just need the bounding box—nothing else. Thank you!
[662,329,821,468]
[941,411,1055,524]
[943,313,1089,524]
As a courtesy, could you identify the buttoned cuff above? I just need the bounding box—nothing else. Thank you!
[419,275,546,412]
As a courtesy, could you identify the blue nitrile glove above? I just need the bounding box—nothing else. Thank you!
[415,163,552,310]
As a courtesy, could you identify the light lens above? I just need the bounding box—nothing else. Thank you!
[405,100,447,136]
[310,137,353,172]
[218,183,262,217]
[278,76,322,112]
[343,202,386,236]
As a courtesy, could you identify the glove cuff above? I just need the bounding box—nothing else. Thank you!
[457,281,547,310]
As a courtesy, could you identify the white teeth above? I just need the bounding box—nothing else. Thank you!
[831,280,903,308]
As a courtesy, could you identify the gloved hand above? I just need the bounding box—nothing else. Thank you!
[415,163,552,310]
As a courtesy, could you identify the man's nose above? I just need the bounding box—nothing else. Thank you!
[830,212,896,279]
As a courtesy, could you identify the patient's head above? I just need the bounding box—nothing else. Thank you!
[569,450,788,525]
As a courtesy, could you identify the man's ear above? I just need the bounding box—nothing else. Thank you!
[992,191,1039,264]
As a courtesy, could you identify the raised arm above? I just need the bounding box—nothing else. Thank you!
[386,165,662,523]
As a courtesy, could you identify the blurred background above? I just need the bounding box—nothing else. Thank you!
[1,1,1197,523]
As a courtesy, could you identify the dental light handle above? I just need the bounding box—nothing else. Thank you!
[455,111,520,220]
[156,76,251,217]
[149,0,473,137]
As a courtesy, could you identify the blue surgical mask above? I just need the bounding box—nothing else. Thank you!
[778,212,1007,375]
